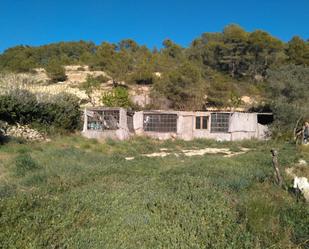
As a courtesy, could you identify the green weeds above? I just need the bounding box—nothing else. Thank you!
[0,136,308,248]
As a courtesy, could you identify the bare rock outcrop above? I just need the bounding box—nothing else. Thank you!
[286,159,309,202]
[293,177,309,202]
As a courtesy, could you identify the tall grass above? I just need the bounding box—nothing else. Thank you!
[0,136,308,248]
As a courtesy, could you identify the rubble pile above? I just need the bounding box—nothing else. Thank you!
[5,123,46,141]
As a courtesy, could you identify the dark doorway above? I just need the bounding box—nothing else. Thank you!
[257,114,273,125]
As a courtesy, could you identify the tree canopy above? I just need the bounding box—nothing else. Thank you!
[267,65,309,137]
[0,24,308,113]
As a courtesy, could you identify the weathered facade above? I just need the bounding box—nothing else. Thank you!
[82,107,272,141]
[82,107,134,141]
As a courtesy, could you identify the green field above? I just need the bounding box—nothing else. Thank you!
[0,136,308,249]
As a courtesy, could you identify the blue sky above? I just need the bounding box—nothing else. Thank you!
[0,0,308,52]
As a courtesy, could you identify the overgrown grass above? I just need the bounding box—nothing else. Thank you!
[0,136,308,248]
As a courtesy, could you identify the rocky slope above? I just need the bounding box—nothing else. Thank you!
[0,65,152,108]
[0,65,258,110]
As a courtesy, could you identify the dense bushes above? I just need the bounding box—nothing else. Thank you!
[0,89,81,131]
[267,65,309,138]
[0,89,38,124]
[154,63,206,110]
[0,41,96,72]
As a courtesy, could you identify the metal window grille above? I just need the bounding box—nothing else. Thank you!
[202,116,208,129]
[195,116,208,130]
[143,114,177,132]
[87,116,103,130]
[196,117,201,129]
[87,110,120,130]
[210,113,231,133]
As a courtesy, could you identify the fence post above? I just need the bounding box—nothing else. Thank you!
[270,149,283,187]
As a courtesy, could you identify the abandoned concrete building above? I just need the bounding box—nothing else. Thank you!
[82,107,134,140]
[82,107,273,141]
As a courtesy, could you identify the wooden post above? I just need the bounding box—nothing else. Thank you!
[293,116,303,144]
[301,126,305,145]
[271,149,283,186]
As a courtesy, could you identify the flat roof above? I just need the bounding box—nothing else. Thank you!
[86,107,125,111]
[143,110,272,115]
[85,107,273,115]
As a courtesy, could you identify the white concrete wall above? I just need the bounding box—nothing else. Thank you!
[119,108,128,130]
[82,130,118,140]
[82,128,130,141]
[133,111,144,135]
[82,109,269,141]
[82,108,88,132]
[230,131,256,141]
[192,112,211,139]
[132,111,240,141]
[206,132,232,141]
[82,108,130,141]
[178,115,194,140]
[142,131,177,140]
[256,123,269,139]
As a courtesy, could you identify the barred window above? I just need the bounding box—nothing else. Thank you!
[87,110,120,130]
[143,114,177,132]
[195,116,208,129]
[87,116,103,130]
[210,113,231,133]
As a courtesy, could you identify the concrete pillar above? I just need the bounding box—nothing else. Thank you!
[133,111,144,135]
[82,108,88,132]
[119,108,128,130]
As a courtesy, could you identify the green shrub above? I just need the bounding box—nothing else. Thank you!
[79,75,109,105]
[80,75,109,91]
[0,89,38,124]
[102,86,132,108]
[0,89,81,132]
[154,62,206,110]
[129,68,154,85]
[45,59,67,83]
[267,65,309,139]
[45,93,81,130]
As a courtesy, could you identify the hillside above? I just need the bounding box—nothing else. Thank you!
[0,65,151,108]
[0,25,308,141]
[0,136,309,248]
[1,2,309,248]
[0,64,258,110]
[0,24,308,110]
[0,25,308,133]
